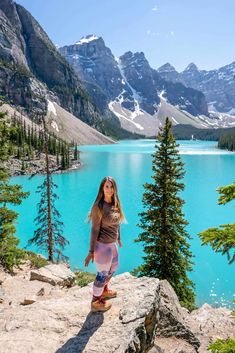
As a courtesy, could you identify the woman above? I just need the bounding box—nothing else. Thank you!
[85,176,125,312]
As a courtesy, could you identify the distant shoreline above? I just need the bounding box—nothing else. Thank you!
[7,156,83,178]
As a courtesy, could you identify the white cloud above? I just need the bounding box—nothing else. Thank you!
[170,31,175,36]
[152,5,159,11]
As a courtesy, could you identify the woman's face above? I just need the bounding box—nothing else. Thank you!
[103,180,114,199]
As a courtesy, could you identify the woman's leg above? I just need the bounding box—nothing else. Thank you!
[104,242,119,291]
[93,242,113,299]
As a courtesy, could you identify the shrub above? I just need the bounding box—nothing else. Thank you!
[74,271,96,287]
[207,338,235,352]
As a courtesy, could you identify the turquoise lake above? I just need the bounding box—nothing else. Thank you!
[10,140,235,307]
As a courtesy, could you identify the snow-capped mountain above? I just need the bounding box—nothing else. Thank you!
[60,35,220,136]
[157,62,235,115]
[59,35,235,136]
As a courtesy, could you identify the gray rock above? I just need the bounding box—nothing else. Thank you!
[151,336,197,353]
[30,264,76,287]
[0,287,5,303]
[156,280,200,350]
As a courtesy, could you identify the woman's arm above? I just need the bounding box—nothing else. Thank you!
[117,223,122,247]
[85,205,101,267]
[89,205,101,253]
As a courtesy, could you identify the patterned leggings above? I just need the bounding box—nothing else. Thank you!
[93,241,119,297]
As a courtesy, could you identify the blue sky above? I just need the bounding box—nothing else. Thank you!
[16,0,235,72]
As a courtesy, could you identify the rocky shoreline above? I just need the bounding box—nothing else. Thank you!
[0,261,234,353]
[3,154,82,177]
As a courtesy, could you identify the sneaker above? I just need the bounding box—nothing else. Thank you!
[91,298,112,312]
[101,288,117,299]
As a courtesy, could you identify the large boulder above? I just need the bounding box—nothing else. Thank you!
[156,280,200,350]
[30,263,76,287]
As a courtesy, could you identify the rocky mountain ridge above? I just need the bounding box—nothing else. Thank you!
[59,35,219,136]
[157,61,235,115]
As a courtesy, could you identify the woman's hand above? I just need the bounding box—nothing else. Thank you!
[118,239,123,248]
[85,252,94,267]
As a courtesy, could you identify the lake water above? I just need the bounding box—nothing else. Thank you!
[10,140,235,307]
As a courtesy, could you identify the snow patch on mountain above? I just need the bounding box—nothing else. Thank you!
[47,100,57,116]
[115,57,143,116]
[76,35,98,45]
[159,90,167,102]
[108,101,144,130]
[171,117,179,124]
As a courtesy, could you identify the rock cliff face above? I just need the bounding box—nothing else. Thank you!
[0,264,234,353]
[0,0,133,139]
[157,61,235,114]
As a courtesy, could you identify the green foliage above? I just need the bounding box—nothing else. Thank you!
[0,233,26,272]
[1,108,76,171]
[0,110,30,272]
[217,184,235,205]
[25,251,49,268]
[218,130,235,151]
[133,117,195,310]
[207,338,235,352]
[199,183,235,264]
[171,124,235,142]
[74,144,79,160]
[27,175,69,262]
[74,271,96,287]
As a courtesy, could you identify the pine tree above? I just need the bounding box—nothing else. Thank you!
[133,117,195,310]
[199,183,235,264]
[61,144,66,170]
[56,151,60,166]
[0,109,29,271]
[28,115,69,263]
[74,143,79,160]
[21,159,25,172]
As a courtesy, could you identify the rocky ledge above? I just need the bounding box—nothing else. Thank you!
[0,264,234,353]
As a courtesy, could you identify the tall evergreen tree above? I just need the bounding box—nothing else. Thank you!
[28,115,69,262]
[74,143,79,160]
[0,109,29,271]
[133,117,195,309]
[199,183,235,264]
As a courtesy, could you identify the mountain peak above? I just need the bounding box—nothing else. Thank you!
[75,34,100,45]
[158,63,177,73]
[184,63,199,72]
[120,51,148,65]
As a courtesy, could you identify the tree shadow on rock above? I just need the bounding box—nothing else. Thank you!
[55,312,104,353]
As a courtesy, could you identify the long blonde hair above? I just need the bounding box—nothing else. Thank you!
[88,176,126,223]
